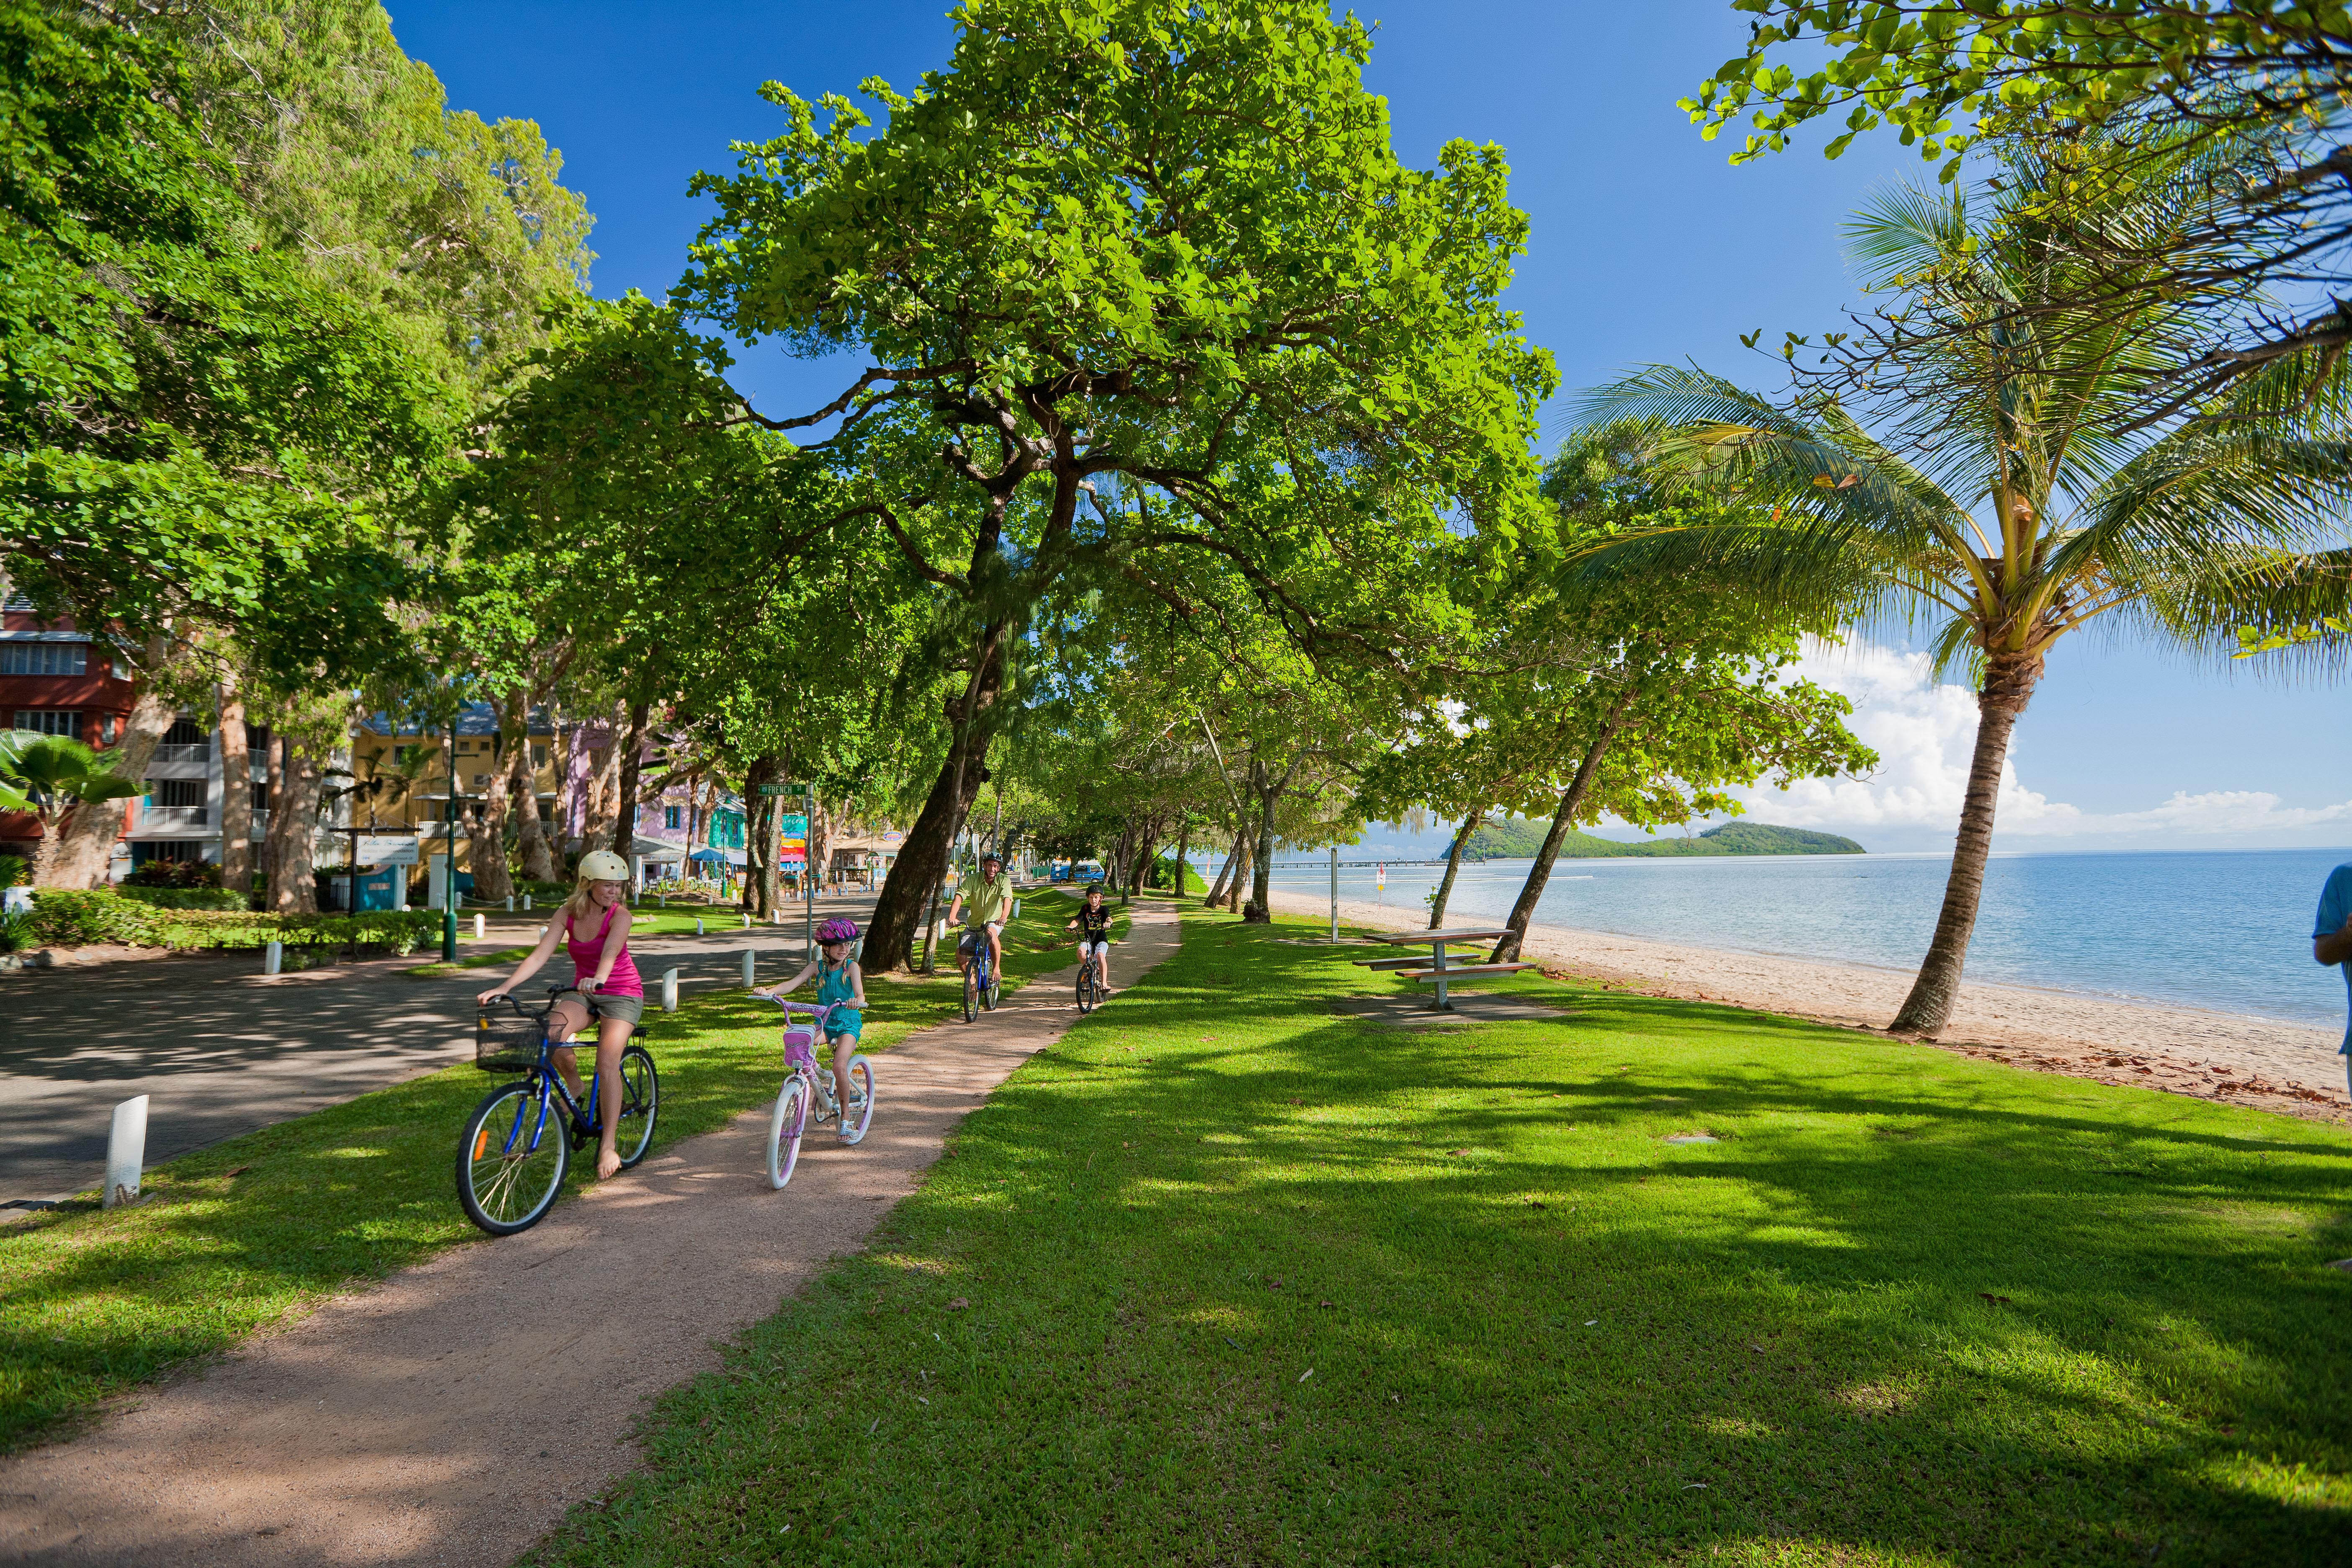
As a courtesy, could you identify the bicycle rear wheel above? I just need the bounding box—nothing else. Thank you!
[767,1075,809,1189]
[614,1044,659,1168]
[457,1081,567,1235]
[837,1055,875,1145]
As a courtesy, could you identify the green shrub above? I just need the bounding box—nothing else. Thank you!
[124,858,217,889]
[114,886,250,911]
[0,853,26,889]
[27,891,436,954]
[27,890,160,946]
[0,909,31,954]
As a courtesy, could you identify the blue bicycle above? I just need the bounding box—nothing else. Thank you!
[456,988,660,1235]
[957,925,1002,1023]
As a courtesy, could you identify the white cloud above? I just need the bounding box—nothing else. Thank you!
[1720,639,2352,844]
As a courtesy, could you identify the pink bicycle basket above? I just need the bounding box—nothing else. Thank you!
[783,1026,818,1068]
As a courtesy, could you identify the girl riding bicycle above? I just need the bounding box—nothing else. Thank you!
[753,918,867,1131]
[477,848,643,1181]
[1066,882,1114,993]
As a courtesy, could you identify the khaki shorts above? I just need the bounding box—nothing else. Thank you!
[552,989,645,1027]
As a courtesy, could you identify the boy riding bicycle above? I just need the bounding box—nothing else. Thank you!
[948,851,1012,988]
[1065,882,1114,993]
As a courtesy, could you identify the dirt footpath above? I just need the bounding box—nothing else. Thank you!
[0,903,1181,1568]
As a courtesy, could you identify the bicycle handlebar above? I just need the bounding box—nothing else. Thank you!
[755,994,838,1025]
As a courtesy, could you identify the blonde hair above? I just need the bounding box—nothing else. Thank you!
[565,867,617,926]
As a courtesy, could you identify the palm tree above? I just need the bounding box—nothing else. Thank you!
[1580,142,2352,1036]
[0,731,146,887]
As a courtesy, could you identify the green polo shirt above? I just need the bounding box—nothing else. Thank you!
[962,870,1012,926]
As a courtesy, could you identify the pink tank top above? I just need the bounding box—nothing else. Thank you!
[564,902,643,998]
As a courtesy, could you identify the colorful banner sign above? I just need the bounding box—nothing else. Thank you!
[779,812,808,867]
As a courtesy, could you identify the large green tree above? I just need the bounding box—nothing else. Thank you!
[1582,148,2352,1034]
[675,0,1552,968]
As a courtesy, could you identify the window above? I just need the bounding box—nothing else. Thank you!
[161,717,209,746]
[129,841,205,866]
[0,642,86,676]
[13,710,80,737]
[472,773,490,791]
[251,783,269,812]
[665,805,682,830]
[154,779,205,808]
[101,715,117,744]
[531,743,548,767]
[393,745,412,765]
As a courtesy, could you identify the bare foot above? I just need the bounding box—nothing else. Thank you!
[596,1147,622,1181]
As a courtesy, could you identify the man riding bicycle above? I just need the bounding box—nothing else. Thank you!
[947,850,1012,990]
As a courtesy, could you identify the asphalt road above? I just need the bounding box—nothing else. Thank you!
[0,898,876,1205]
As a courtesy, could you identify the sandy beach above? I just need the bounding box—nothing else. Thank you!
[1266,887,2352,1127]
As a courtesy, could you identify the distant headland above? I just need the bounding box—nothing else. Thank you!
[1462,819,1865,860]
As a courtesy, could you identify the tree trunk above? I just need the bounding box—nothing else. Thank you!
[471,716,516,904]
[267,735,322,913]
[865,645,1005,972]
[217,681,252,897]
[46,639,178,887]
[742,753,778,916]
[551,713,577,853]
[1204,837,1240,907]
[1172,815,1190,898]
[1491,732,1616,964]
[583,699,624,848]
[1890,655,2042,1036]
[605,700,648,859]
[1135,818,1160,895]
[1246,780,1279,923]
[1228,829,1252,915]
[1429,808,1483,929]
[513,718,555,883]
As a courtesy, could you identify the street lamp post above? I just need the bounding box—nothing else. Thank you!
[441,717,459,963]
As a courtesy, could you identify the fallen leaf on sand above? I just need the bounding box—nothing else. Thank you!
[947,1297,969,1310]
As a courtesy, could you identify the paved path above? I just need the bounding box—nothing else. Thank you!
[0,900,1180,1567]
[0,898,873,1205]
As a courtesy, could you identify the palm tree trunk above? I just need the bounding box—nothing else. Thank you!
[1429,808,1483,929]
[1204,837,1240,907]
[1890,655,2041,1036]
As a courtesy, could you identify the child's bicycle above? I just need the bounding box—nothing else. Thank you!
[1075,940,1109,1014]
[759,996,876,1189]
[958,926,1002,1022]
[457,989,660,1235]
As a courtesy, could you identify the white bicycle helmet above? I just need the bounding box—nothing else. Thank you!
[577,849,629,884]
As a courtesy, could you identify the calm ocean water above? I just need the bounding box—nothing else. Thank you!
[1238,847,2352,1029]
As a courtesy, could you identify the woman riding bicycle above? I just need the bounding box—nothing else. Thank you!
[477,848,643,1181]
[752,918,867,1132]
[1066,882,1114,993]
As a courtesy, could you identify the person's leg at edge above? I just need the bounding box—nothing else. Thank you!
[987,920,1004,985]
[593,1013,634,1180]
[829,1030,860,1124]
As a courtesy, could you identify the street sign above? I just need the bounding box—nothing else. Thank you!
[755,784,791,797]
[779,812,808,869]
[354,835,420,866]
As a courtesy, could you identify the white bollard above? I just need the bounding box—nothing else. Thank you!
[661,967,679,1012]
[537,924,547,943]
[659,894,667,908]
[473,913,485,939]
[741,914,750,930]
[695,918,704,936]
[741,949,755,988]
[104,1095,149,1210]
[505,895,514,911]
[263,939,283,976]
[523,894,532,911]
[1012,897,1021,920]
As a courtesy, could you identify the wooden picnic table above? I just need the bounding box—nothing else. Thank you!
[1351,927,1522,1010]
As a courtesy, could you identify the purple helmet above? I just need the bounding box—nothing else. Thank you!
[817,918,860,944]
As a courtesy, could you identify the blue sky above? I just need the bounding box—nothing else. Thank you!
[388,0,2352,855]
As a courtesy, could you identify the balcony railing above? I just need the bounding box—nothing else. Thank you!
[149,743,210,765]
[139,805,211,830]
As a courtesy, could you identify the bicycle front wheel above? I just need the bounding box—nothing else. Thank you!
[457,1081,567,1235]
[1076,966,1095,1014]
[962,966,977,1023]
[838,1055,875,1146]
[767,1075,809,1189]
[615,1044,660,1168]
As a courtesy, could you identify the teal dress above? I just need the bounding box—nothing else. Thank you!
[817,960,862,1039]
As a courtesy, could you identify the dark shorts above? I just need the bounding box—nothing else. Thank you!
[552,989,645,1028]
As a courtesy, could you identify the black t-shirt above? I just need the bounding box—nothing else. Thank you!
[1075,903,1112,941]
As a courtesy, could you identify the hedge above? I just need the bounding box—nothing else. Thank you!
[113,885,252,912]
[26,891,438,955]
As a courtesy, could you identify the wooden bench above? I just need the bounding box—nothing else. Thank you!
[1349,956,1431,971]
[1397,962,1535,984]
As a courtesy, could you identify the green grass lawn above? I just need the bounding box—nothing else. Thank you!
[0,891,1112,1453]
[521,904,2352,1567]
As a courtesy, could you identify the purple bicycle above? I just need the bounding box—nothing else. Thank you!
[759,997,875,1189]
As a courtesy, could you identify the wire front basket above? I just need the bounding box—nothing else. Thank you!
[474,1013,542,1074]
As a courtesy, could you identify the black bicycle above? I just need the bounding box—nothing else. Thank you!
[456,988,660,1235]
[1075,941,1107,1014]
